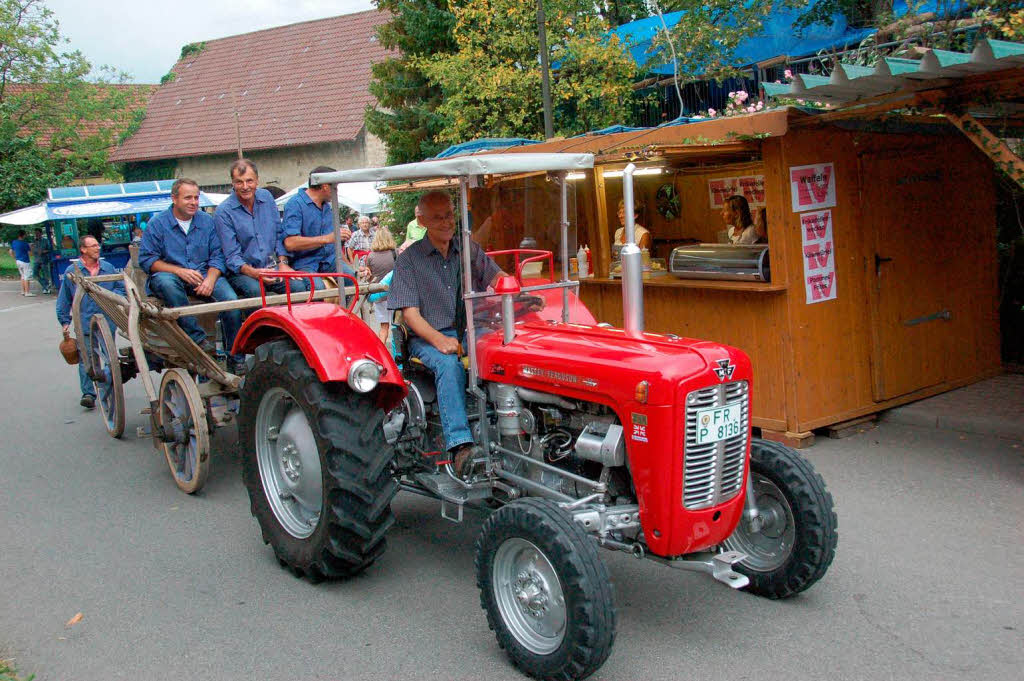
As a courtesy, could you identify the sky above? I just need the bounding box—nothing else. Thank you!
[44,0,376,84]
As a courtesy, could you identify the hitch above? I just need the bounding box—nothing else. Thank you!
[647,551,750,589]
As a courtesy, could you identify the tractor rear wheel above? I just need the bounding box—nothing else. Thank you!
[475,498,616,681]
[724,438,838,599]
[239,340,396,581]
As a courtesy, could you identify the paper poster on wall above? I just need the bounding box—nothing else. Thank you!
[800,210,837,304]
[708,175,766,209]
[789,163,836,212]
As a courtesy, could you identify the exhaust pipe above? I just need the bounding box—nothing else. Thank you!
[621,163,645,337]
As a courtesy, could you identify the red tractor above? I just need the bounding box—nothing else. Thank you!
[234,154,837,681]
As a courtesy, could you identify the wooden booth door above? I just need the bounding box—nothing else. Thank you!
[862,149,977,402]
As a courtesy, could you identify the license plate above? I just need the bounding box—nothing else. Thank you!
[695,402,743,445]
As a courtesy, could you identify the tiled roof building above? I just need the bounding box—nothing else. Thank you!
[111,10,390,193]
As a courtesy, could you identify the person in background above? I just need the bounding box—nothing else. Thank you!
[723,194,757,245]
[346,215,375,267]
[359,228,397,345]
[614,199,651,251]
[753,207,768,244]
[140,178,245,375]
[56,235,126,408]
[131,227,144,245]
[281,165,354,288]
[30,228,54,294]
[399,204,426,253]
[10,230,34,297]
[215,158,305,298]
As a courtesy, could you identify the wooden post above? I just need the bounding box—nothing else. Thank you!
[943,111,1024,191]
[591,168,611,279]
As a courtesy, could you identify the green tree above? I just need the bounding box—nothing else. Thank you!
[365,0,458,231]
[419,0,637,146]
[0,0,144,212]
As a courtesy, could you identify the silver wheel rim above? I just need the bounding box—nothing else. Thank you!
[725,474,796,572]
[492,538,566,655]
[160,378,198,482]
[90,329,116,430]
[255,387,322,539]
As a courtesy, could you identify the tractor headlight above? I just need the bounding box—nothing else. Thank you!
[348,359,381,393]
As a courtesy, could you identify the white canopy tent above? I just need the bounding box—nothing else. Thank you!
[275,181,383,214]
[310,153,594,185]
[0,203,48,226]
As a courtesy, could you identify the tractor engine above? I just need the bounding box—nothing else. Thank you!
[485,384,635,503]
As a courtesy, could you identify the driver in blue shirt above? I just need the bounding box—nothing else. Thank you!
[215,158,307,299]
[139,178,245,374]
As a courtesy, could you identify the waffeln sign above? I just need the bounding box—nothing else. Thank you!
[789,163,836,212]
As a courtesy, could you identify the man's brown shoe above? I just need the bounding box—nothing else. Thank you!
[452,444,479,479]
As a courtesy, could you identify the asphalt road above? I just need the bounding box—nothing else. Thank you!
[1,281,1022,681]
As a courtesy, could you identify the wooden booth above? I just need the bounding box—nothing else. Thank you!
[460,108,1002,446]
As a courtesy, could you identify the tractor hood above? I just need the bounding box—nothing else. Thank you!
[474,320,752,408]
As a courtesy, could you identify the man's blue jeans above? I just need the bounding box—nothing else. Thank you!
[148,272,243,359]
[408,329,473,452]
[76,316,117,397]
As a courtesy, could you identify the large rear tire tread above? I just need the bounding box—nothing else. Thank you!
[733,438,838,599]
[475,498,616,681]
[239,340,397,582]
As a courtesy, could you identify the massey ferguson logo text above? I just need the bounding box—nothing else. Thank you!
[713,359,735,381]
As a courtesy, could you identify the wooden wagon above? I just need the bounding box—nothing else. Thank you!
[69,258,384,494]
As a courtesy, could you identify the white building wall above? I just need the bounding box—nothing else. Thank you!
[176,130,383,193]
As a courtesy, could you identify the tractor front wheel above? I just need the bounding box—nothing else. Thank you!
[724,438,838,599]
[475,498,616,681]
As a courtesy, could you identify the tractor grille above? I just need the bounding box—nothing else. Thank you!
[682,381,749,510]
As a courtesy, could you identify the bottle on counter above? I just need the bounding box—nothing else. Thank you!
[577,245,589,278]
[585,245,592,273]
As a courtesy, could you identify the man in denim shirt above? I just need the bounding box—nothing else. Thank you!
[215,158,307,299]
[56,235,125,408]
[281,165,353,289]
[388,191,504,478]
[139,178,245,373]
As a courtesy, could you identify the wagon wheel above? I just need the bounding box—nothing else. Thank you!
[158,368,211,494]
[89,316,125,438]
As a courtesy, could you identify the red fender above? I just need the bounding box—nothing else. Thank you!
[232,302,407,411]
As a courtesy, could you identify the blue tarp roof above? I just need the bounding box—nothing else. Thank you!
[44,185,217,221]
[434,138,541,159]
[614,1,967,76]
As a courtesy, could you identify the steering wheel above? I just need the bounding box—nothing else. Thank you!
[471,293,546,326]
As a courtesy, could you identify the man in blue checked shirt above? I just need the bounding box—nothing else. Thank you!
[215,158,307,299]
[281,165,354,288]
[139,178,245,374]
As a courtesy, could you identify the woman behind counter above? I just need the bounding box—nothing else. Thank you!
[614,199,651,251]
[723,195,758,245]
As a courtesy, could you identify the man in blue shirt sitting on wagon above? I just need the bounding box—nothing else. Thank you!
[281,165,354,288]
[215,158,307,299]
[139,178,245,375]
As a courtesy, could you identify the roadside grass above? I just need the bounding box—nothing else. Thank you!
[0,657,34,681]
[0,251,18,278]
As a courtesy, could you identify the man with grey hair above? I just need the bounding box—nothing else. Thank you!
[215,158,305,299]
[388,190,505,478]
